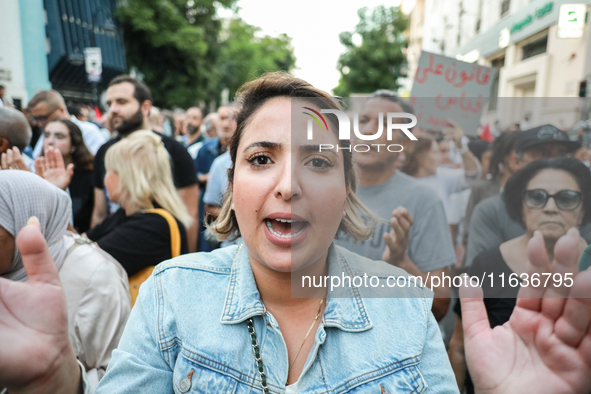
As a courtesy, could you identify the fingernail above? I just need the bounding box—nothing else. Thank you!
[567,227,580,237]
[534,230,543,239]
[27,216,40,227]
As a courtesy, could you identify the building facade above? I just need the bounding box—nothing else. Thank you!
[0,0,126,108]
[406,0,591,129]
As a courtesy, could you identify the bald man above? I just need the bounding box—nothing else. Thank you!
[0,107,34,170]
[28,90,107,157]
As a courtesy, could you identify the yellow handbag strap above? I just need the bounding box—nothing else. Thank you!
[145,208,181,258]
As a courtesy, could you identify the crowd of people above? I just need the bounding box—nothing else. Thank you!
[0,72,590,393]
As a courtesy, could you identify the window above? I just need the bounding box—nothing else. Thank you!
[522,36,547,60]
[489,57,504,111]
[501,0,511,17]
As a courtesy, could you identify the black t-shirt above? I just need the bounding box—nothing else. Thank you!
[86,208,189,277]
[454,247,519,394]
[93,131,197,190]
[454,247,519,327]
[70,169,94,234]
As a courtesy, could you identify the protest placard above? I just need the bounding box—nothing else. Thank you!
[410,51,495,135]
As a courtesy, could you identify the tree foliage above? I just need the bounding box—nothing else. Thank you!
[218,18,296,99]
[115,0,295,108]
[334,6,409,97]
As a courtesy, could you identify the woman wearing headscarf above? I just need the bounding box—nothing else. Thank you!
[0,170,130,389]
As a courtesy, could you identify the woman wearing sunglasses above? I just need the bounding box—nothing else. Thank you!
[449,157,591,393]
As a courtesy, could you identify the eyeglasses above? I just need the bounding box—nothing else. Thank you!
[522,189,583,211]
[30,108,59,124]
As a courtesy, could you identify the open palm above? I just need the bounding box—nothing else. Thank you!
[461,229,591,394]
[35,147,74,191]
[0,221,74,391]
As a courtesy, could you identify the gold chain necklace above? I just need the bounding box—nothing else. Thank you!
[288,298,324,373]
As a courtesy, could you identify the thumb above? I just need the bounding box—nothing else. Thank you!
[459,277,490,340]
[383,231,397,251]
[34,157,45,177]
[15,217,61,286]
[66,164,74,178]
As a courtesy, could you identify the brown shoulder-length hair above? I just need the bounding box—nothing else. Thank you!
[402,137,435,176]
[44,119,94,171]
[210,71,379,242]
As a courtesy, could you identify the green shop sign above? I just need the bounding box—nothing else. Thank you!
[511,2,554,33]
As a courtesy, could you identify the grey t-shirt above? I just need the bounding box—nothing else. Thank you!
[335,171,456,272]
[465,193,591,267]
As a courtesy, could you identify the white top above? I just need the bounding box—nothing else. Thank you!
[285,381,299,394]
[59,233,131,388]
[415,165,480,223]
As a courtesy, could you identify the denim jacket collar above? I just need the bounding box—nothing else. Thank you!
[220,243,373,332]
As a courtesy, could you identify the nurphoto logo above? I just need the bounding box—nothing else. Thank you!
[302,107,417,153]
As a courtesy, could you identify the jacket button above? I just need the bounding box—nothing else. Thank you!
[179,377,192,392]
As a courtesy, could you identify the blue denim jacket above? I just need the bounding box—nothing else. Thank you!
[93,243,458,393]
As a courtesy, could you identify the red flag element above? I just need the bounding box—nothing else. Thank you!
[94,106,102,122]
[480,123,493,142]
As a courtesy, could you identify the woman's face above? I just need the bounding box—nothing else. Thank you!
[104,170,122,205]
[0,225,15,275]
[43,122,72,158]
[522,169,584,241]
[419,140,441,176]
[232,98,349,273]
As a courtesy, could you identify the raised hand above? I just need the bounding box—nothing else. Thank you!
[443,119,465,148]
[0,218,81,393]
[460,228,591,394]
[35,147,74,190]
[382,206,413,266]
[0,147,31,171]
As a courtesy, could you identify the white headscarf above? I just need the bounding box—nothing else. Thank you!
[0,171,71,281]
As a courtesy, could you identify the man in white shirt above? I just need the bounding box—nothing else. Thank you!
[27,90,107,156]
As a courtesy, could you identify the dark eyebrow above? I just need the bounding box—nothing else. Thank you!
[299,144,338,157]
[243,141,282,153]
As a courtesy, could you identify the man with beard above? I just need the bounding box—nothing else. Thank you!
[184,107,205,159]
[90,75,199,252]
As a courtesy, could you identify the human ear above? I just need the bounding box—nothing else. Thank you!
[0,137,11,155]
[141,100,152,118]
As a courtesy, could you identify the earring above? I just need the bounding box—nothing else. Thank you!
[343,210,347,217]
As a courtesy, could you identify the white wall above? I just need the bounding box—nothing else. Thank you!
[0,0,27,105]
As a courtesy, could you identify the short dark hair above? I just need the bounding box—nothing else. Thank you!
[489,131,521,179]
[108,75,153,104]
[504,157,591,227]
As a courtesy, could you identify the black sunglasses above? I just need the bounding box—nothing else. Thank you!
[522,189,583,211]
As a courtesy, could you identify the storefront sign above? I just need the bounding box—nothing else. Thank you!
[499,28,510,48]
[558,3,586,38]
[511,2,554,33]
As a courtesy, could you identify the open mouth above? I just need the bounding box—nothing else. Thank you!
[265,218,309,238]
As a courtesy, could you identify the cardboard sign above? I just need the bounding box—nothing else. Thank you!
[410,51,494,135]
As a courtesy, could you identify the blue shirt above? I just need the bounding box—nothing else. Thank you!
[203,151,231,206]
[91,244,458,393]
[194,137,223,252]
